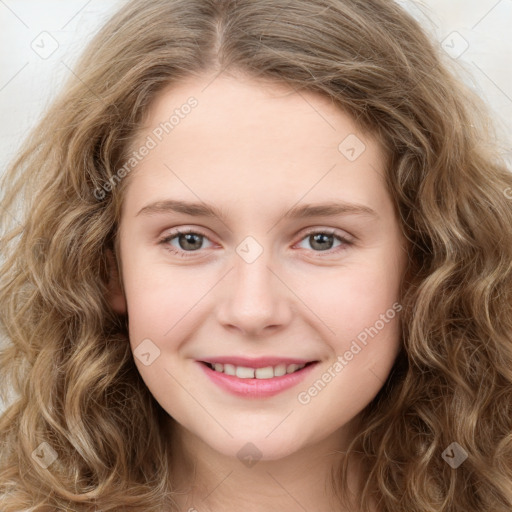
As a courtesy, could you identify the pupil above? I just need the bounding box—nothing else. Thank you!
[311,233,333,251]
[180,233,202,251]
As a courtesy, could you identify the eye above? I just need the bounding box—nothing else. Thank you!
[158,227,353,258]
[159,228,214,257]
[294,228,353,256]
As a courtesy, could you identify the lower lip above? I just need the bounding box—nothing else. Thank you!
[196,361,319,398]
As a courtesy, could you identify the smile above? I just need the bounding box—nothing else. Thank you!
[196,360,319,398]
[203,361,314,379]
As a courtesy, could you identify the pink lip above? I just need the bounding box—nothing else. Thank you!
[199,356,315,368]
[196,360,319,398]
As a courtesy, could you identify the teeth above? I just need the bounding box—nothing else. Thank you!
[255,366,274,379]
[207,362,307,379]
[274,364,287,377]
[236,366,254,379]
[224,363,236,376]
[287,364,299,373]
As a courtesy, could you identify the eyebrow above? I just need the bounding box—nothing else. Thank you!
[136,199,379,221]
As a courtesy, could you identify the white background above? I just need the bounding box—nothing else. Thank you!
[0,1,511,413]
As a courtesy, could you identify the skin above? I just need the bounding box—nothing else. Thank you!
[108,72,408,512]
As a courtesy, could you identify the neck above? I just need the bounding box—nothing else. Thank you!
[165,416,368,512]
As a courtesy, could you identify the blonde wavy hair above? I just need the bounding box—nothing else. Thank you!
[1,0,511,510]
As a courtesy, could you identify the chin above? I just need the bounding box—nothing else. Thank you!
[204,432,304,463]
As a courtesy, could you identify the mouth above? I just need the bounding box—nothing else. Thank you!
[196,358,320,398]
[199,360,318,379]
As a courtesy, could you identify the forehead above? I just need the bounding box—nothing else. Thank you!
[122,74,392,220]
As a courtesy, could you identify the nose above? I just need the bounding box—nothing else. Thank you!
[215,248,293,337]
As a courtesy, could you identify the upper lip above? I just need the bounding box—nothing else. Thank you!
[198,356,318,368]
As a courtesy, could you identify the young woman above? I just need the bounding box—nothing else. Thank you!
[1,1,511,510]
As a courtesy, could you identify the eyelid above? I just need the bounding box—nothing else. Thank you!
[292,227,354,256]
[158,225,354,257]
[159,226,215,247]
[297,226,354,243]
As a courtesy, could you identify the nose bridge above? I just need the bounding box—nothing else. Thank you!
[216,236,291,334]
[235,246,274,301]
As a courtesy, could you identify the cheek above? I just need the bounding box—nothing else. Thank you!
[296,266,402,424]
[121,250,225,368]
[303,260,402,341]
[124,268,196,344]
[119,244,177,342]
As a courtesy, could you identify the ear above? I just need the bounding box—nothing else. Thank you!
[106,248,127,315]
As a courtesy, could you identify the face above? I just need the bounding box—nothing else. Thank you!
[111,73,407,462]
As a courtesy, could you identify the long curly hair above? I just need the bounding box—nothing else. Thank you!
[1,0,511,510]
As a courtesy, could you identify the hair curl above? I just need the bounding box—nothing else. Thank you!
[1,0,511,510]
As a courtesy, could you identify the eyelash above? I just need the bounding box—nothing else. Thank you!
[158,227,353,259]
